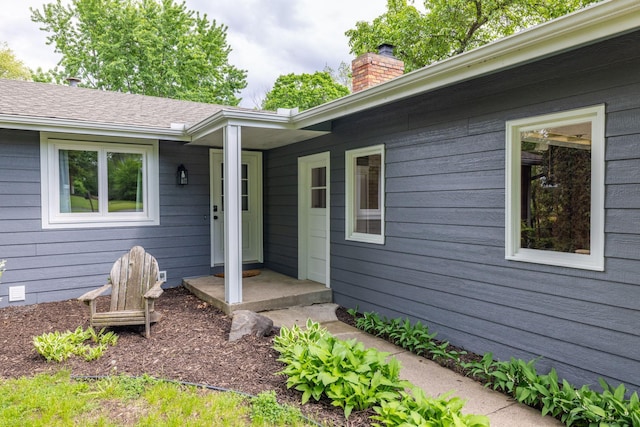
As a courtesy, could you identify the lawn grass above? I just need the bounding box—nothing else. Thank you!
[0,371,316,427]
[69,195,140,213]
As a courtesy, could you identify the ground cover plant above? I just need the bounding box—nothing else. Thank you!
[349,310,640,427]
[275,319,490,426]
[0,370,315,426]
[0,287,370,426]
[33,326,118,362]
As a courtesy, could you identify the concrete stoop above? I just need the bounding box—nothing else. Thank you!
[182,270,331,315]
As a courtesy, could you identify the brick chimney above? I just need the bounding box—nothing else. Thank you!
[351,44,404,93]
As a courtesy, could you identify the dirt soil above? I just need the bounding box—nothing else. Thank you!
[0,286,371,426]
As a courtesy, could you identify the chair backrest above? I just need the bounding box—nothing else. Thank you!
[109,246,159,311]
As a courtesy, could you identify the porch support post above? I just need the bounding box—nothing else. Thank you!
[223,124,242,304]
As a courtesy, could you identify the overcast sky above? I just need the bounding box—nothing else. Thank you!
[0,0,391,107]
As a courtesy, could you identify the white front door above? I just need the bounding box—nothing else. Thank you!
[211,150,263,266]
[298,152,330,285]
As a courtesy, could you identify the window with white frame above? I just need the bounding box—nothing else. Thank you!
[40,135,159,228]
[505,105,605,270]
[345,145,385,244]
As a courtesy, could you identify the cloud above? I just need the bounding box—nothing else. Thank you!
[0,0,388,106]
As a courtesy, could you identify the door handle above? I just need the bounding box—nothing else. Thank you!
[213,215,219,220]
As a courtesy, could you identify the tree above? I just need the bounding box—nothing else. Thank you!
[346,0,602,72]
[262,71,350,112]
[0,42,32,80]
[31,0,247,105]
[323,61,352,90]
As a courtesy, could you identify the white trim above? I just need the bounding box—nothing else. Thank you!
[294,0,640,130]
[298,152,331,286]
[223,125,243,304]
[39,133,159,229]
[2,114,189,141]
[188,109,295,141]
[505,105,605,271]
[345,145,385,245]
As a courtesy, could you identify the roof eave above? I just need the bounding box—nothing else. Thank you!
[293,0,640,129]
[0,114,190,141]
[187,108,295,141]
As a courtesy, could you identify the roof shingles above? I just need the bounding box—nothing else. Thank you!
[0,79,232,130]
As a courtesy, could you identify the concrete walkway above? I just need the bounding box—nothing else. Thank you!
[262,303,562,427]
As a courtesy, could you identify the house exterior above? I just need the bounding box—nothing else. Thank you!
[1,0,639,392]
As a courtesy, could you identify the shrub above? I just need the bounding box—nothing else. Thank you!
[371,387,490,427]
[274,319,408,418]
[33,326,118,362]
[350,309,640,427]
[274,319,489,426]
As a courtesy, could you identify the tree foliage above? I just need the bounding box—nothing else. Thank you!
[0,42,32,80]
[346,0,603,72]
[31,0,247,105]
[262,71,350,112]
[323,61,352,90]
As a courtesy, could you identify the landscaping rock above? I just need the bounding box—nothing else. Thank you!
[228,310,273,341]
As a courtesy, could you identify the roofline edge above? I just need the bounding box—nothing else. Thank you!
[293,0,640,128]
[0,115,191,141]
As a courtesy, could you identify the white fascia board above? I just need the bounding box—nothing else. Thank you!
[0,114,190,141]
[187,108,294,141]
[293,0,640,129]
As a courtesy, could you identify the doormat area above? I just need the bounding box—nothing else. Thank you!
[214,269,261,278]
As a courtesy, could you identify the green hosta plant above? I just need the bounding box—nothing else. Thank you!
[33,326,118,362]
[275,319,409,418]
[350,309,640,426]
[352,311,466,364]
[371,387,490,427]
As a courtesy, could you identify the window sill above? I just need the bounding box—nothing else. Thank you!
[506,249,604,271]
[346,233,385,245]
[42,217,160,229]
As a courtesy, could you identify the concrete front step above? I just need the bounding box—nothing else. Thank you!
[183,269,332,315]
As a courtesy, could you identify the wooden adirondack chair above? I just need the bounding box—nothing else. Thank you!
[78,246,165,338]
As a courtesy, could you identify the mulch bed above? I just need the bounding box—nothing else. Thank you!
[0,286,372,426]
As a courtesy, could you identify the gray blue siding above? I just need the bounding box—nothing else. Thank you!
[264,31,640,391]
[0,129,211,306]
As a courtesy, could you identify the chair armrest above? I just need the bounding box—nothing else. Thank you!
[78,284,112,303]
[144,281,164,300]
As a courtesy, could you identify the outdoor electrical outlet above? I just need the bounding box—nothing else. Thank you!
[158,271,167,282]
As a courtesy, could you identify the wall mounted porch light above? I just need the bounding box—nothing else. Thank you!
[177,164,188,185]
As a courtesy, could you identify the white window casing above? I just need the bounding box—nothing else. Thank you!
[505,105,605,271]
[40,133,160,229]
[345,144,385,244]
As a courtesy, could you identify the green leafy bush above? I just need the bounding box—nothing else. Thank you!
[33,326,118,362]
[351,309,640,427]
[274,319,489,426]
[354,311,464,363]
[274,319,408,418]
[371,387,489,427]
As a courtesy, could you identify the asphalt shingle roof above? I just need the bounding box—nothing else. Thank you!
[0,79,240,130]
